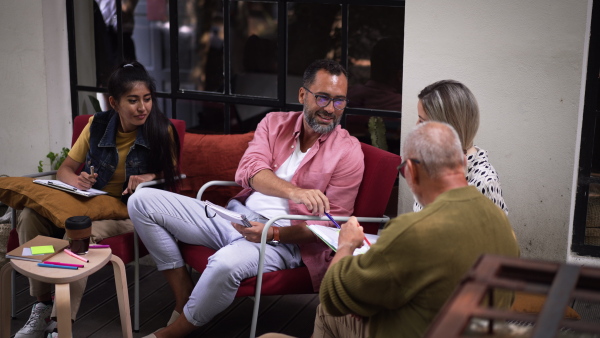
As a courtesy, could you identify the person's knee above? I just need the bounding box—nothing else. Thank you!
[127,188,154,219]
[17,208,57,243]
[207,251,254,281]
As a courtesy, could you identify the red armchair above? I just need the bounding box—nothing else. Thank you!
[179,142,401,337]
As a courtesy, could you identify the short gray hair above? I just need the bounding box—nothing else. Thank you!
[418,80,479,153]
[402,121,464,178]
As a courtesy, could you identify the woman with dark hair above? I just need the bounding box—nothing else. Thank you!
[15,61,181,338]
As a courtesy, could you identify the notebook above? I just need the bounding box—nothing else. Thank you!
[33,179,108,197]
[307,224,379,255]
[5,235,69,262]
[204,200,252,227]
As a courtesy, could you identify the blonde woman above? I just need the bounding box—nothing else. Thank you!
[413,80,508,214]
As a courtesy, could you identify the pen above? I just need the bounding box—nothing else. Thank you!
[325,212,372,246]
[43,261,85,268]
[324,212,341,229]
[64,249,89,263]
[90,165,95,176]
[89,245,110,248]
[38,263,78,270]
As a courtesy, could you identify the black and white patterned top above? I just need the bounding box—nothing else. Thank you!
[413,146,508,215]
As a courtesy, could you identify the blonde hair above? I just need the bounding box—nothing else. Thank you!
[418,80,479,153]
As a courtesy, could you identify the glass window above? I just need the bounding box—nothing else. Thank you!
[347,5,404,112]
[231,1,279,98]
[177,0,225,93]
[178,100,225,134]
[74,0,101,88]
[77,91,108,116]
[286,3,342,104]
[132,0,171,93]
[68,0,406,144]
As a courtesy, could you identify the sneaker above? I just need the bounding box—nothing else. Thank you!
[44,320,57,337]
[15,302,53,338]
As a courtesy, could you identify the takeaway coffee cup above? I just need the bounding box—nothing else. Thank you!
[65,216,92,254]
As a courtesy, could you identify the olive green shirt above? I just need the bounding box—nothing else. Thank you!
[320,186,520,338]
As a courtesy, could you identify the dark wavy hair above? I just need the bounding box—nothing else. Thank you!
[107,61,181,191]
[302,59,348,87]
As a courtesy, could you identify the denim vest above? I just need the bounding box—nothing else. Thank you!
[83,110,151,203]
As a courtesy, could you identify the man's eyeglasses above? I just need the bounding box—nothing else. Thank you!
[303,87,349,110]
[398,159,421,178]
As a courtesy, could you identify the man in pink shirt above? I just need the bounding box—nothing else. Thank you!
[129,59,364,338]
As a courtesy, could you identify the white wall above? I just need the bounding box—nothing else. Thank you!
[401,0,590,262]
[0,0,70,177]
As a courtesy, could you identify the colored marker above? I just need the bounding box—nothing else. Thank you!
[38,263,78,270]
[64,249,89,263]
[43,261,85,268]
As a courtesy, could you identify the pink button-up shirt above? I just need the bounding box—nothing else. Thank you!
[234,111,364,291]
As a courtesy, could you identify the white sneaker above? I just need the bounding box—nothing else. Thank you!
[15,302,53,338]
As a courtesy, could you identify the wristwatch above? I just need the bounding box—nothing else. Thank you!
[268,226,280,246]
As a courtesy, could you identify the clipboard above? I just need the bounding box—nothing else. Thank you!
[33,179,108,197]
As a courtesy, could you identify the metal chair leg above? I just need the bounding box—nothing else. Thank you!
[134,230,140,332]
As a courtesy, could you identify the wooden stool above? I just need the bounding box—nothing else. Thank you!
[0,248,132,338]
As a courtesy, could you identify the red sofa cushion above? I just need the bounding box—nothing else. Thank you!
[179,132,254,206]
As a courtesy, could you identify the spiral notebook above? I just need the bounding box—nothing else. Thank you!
[33,179,107,197]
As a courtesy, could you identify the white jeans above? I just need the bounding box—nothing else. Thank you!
[128,188,303,326]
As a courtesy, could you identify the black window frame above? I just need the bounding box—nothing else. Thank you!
[572,1,600,257]
[66,0,405,136]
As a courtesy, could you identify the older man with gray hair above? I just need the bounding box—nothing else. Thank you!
[275,121,518,338]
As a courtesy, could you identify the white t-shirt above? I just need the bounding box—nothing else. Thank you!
[245,140,309,226]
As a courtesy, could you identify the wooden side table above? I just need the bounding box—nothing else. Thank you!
[0,248,132,338]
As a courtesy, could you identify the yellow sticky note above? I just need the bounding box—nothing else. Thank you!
[30,245,55,255]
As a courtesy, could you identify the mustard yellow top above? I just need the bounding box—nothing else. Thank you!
[68,116,137,197]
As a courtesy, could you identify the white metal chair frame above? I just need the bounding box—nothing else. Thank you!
[196,181,390,338]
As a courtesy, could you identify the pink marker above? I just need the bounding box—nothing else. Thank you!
[64,249,89,263]
[43,261,85,268]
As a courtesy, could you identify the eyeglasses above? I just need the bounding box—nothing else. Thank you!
[398,159,421,178]
[303,87,349,110]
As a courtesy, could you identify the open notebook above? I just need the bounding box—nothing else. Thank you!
[34,179,107,197]
[307,224,379,255]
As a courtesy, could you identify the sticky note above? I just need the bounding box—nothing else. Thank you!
[30,245,55,255]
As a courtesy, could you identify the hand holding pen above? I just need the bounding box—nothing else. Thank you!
[75,165,97,190]
[326,214,371,248]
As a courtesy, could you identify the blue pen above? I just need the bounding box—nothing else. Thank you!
[38,263,78,270]
[325,212,371,246]
[324,212,341,229]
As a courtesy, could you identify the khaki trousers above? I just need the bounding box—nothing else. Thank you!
[257,304,369,338]
[312,304,369,338]
[16,207,133,320]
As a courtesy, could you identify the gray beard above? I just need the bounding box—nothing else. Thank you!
[304,109,339,134]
